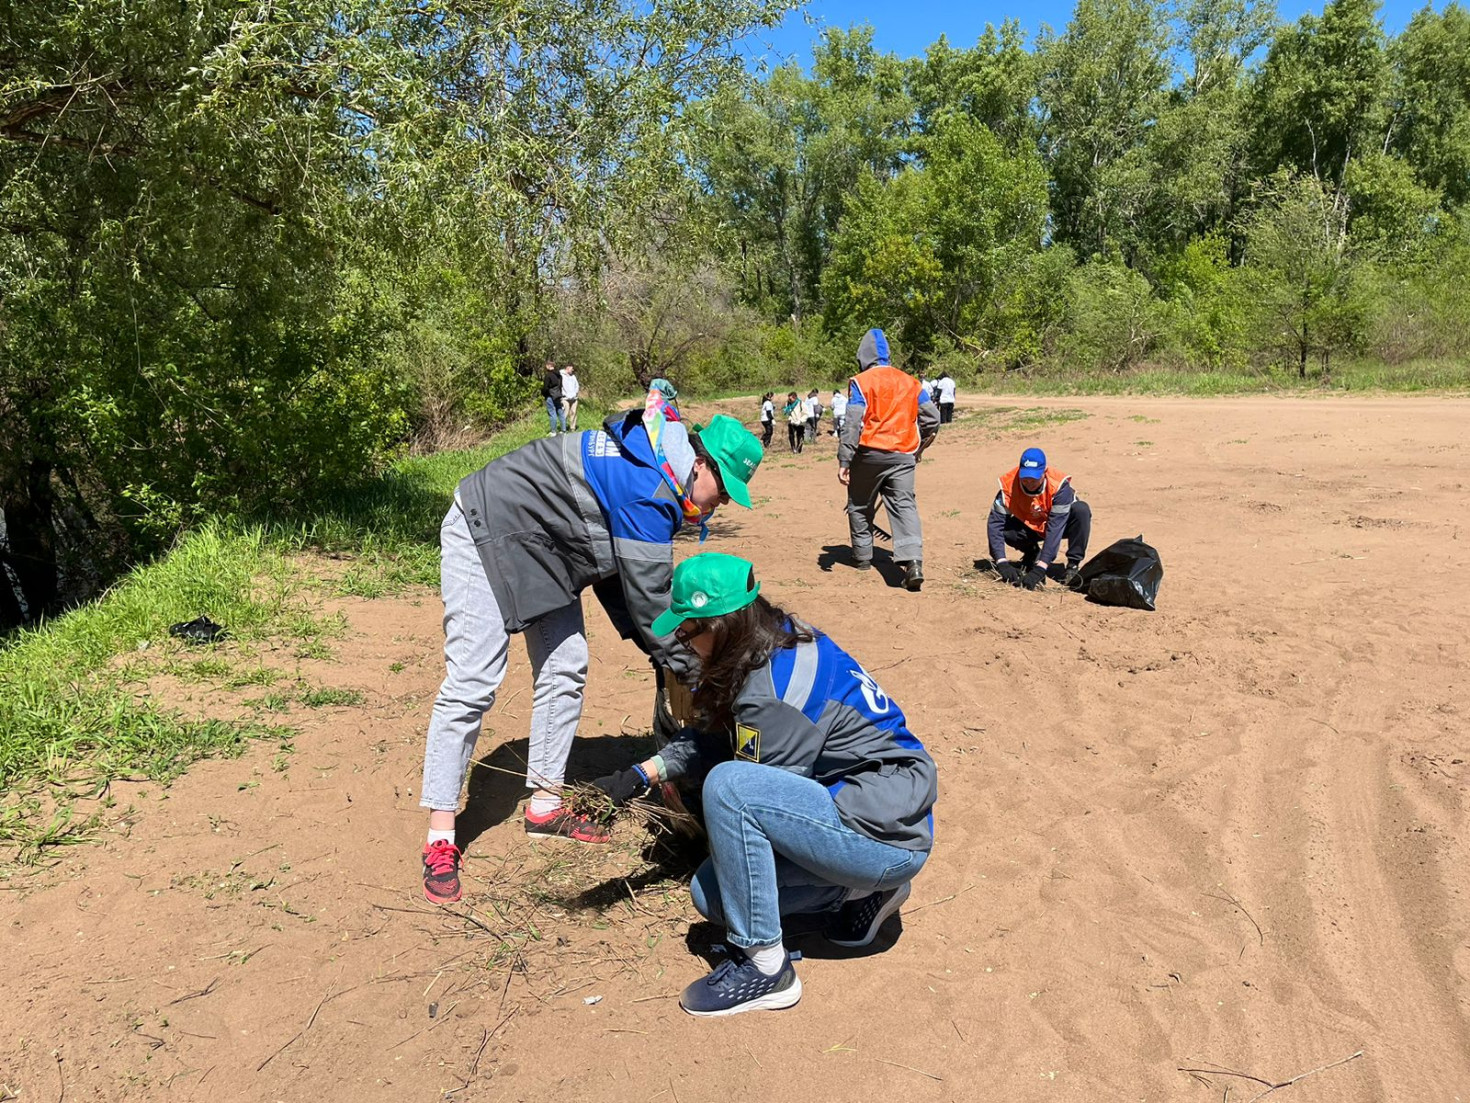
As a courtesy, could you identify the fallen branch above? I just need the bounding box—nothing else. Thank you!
[1178,1050,1363,1103]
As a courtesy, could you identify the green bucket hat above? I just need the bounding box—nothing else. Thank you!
[651,553,761,637]
[696,414,762,508]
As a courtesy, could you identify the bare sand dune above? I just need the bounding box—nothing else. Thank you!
[1,394,1466,1102]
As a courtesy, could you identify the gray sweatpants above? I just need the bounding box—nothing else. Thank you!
[846,454,923,564]
[419,501,589,811]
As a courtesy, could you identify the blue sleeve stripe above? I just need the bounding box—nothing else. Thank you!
[847,380,866,406]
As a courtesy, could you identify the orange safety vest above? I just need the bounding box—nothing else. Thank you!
[999,465,1072,535]
[852,365,922,454]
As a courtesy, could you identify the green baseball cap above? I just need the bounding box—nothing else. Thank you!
[651,553,762,637]
[697,414,762,508]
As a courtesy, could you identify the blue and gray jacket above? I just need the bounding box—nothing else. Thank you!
[658,627,938,851]
[456,409,697,678]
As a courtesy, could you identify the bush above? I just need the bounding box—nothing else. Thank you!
[1054,259,1173,371]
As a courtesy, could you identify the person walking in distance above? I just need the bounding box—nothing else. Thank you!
[783,392,805,453]
[591,553,936,1016]
[759,392,775,448]
[935,371,956,424]
[988,447,1092,591]
[829,387,847,437]
[838,329,939,591]
[806,389,822,442]
[560,364,581,432]
[417,399,765,904]
[542,360,566,436]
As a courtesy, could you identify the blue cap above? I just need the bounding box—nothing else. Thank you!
[1019,448,1047,481]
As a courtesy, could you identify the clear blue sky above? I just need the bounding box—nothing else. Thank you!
[740,0,1443,69]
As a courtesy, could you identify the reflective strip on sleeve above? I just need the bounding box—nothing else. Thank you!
[780,639,820,713]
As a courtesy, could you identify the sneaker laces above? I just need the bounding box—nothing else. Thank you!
[424,840,459,875]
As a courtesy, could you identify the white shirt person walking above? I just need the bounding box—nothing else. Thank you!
[561,364,581,431]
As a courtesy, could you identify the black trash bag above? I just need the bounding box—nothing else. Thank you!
[168,616,229,644]
[1076,536,1163,611]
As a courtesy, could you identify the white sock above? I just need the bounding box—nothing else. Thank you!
[426,829,455,847]
[747,943,787,976]
[527,793,562,817]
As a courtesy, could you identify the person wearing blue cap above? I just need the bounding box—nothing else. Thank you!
[591,552,937,1016]
[987,447,1092,591]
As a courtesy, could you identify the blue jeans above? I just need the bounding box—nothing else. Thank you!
[545,396,566,432]
[691,760,929,949]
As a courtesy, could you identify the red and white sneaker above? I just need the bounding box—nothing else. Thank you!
[523,806,612,844]
[421,840,463,904]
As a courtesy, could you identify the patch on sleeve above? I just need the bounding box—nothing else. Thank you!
[735,724,761,762]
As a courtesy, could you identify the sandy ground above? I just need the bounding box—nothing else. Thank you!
[1,394,1467,1103]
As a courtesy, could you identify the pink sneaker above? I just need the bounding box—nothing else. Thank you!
[421,840,462,904]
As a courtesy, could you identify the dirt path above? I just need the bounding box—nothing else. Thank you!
[2,395,1466,1102]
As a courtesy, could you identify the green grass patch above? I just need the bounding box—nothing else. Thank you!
[966,357,1470,396]
[0,402,621,862]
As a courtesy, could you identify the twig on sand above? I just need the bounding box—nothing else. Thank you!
[168,977,220,1005]
[470,1027,490,1078]
[1307,718,1341,735]
[907,883,976,915]
[257,983,334,1070]
[53,1051,64,1103]
[1178,1050,1364,1103]
[1204,890,1265,946]
[631,993,678,1003]
[874,1057,944,1081]
[951,1019,966,1044]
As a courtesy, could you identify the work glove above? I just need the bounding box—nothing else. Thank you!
[996,562,1022,586]
[591,766,650,807]
[1020,566,1048,591]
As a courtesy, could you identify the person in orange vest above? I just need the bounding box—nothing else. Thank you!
[838,329,940,591]
[988,447,1092,591]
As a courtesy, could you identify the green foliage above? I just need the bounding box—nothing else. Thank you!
[1153,233,1251,367]
[1056,260,1174,371]
[1241,173,1366,377]
[822,116,1048,361]
[1251,0,1387,186]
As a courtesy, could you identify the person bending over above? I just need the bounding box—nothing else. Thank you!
[593,553,937,1016]
[418,395,764,904]
[988,447,1092,591]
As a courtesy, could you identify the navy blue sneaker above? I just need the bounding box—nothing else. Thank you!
[679,948,802,1017]
[824,881,911,948]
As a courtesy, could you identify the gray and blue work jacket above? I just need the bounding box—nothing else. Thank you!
[658,627,938,852]
[456,410,697,679]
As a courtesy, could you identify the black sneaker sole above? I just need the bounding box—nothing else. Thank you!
[826,882,912,947]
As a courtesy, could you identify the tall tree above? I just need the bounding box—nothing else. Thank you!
[1037,0,1174,258]
[1250,0,1388,185]
[906,22,1040,149]
[691,27,910,322]
[1387,3,1470,207]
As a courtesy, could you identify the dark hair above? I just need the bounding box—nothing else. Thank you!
[689,596,814,733]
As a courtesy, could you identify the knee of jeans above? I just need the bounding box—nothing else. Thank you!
[701,760,755,819]
[435,676,497,714]
[689,860,724,923]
